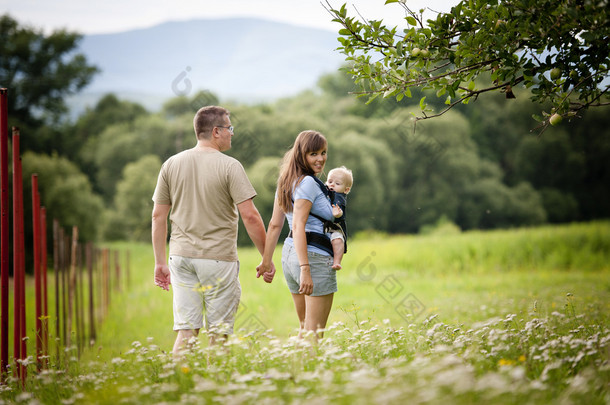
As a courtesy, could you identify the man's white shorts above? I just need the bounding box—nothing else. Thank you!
[168,255,241,334]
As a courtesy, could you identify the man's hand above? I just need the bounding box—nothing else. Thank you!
[256,261,276,283]
[154,264,171,291]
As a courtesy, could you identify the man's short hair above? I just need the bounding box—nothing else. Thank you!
[193,106,230,140]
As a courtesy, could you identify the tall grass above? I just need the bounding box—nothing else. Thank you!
[1,221,609,404]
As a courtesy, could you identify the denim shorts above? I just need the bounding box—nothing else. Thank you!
[169,255,241,333]
[282,243,337,296]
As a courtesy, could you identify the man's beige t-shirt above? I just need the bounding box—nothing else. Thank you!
[152,148,256,262]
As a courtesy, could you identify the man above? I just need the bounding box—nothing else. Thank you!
[152,106,274,355]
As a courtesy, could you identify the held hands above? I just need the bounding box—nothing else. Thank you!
[332,204,343,218]
[154,264,171,291]
[256,261,276,283]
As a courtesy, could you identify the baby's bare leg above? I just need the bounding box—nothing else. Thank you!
[331,238,343,270]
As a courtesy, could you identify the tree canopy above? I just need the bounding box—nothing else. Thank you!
[0,14,99,123]
[325,0,610,130]
[0,14,99,150]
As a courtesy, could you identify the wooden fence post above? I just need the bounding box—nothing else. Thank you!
[31,174,43,368]
[102,249,110,318]
[74,247,81,357]
[97,248,102,322]
[66,227,78,350]
[87,243,96,346]
[1,88,9,379]
[76,246,85,356]
[61,230,68,350]
[114,250,121,293]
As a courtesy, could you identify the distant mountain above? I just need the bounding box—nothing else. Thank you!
[72,18,345,112]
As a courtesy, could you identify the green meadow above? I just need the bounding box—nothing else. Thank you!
[1,221,609,404]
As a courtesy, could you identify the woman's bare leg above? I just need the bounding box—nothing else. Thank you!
[304,294,334,338]
[291,293,306,336]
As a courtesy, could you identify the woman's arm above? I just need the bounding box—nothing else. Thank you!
[292,198,314,295]
[256,198,284,283]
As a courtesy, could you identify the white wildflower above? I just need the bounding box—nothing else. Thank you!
[16,392,33,402]
[264,368,292,380]
[475,372,510,394]
[111,357,125,365]
[509,366,526,381]
[567,374,589,393]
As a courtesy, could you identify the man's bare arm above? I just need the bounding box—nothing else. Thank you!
[237,198,267,255]
[152,203,171,290]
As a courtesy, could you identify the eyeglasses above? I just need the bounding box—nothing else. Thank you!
[216,125,234,133]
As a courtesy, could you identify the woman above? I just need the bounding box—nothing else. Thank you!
[257,130,339,337]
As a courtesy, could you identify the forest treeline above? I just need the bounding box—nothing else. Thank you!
[14,69,610,246]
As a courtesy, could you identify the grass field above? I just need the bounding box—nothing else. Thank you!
[1,221,609,404]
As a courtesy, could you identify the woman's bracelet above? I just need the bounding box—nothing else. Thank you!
[299,264,310,268]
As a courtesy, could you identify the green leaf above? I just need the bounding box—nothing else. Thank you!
[383,87,396,98]
[366,93,380,105]
[385,0,400,3]
[339,29,351,36]
[419,96,427,110]
[406,16,418,26]
[448,86,456,99]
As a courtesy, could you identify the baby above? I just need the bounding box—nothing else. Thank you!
[325,166,353,270]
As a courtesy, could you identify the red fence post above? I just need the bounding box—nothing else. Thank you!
[61,232,68,350]
[32,174,42,368]
[1,88,9,379]
[102,249,110,318]
[77,246,85,353]
[12,130,21,376]
[114,250,121,293]
[87,243,96,345]
[53,219,60,362]
[12,127,26,383]
[41,207,48,364]
[66,226,78,350]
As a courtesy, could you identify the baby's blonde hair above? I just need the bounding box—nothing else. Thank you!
[328,166,354,192]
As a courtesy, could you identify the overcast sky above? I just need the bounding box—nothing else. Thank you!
[2,0,460,34]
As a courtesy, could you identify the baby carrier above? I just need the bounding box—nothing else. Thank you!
[288,175,348,255]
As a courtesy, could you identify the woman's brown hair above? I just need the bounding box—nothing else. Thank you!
[276,130,327,213]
